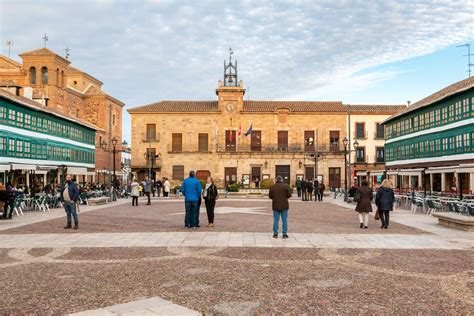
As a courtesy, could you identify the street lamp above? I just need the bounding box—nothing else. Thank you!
[111,137,118,185]
[144,151,161,182]
[343,138,360,202]
[101,138,127,188]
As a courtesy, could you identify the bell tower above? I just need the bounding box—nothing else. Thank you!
[216,47,245,114]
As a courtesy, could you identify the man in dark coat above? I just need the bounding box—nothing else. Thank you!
[269,176,292,238]
[0,184,15,220]
[307,179,314,201]
[60,175,79,229]
[295,178,302,197]
[317,181,325,201]
[301,178,308,201]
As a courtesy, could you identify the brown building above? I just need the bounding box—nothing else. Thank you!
[0,48,124,183]
[128,58,349,188]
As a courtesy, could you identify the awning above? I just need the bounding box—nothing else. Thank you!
[11,164,36,171]
[370,171,385,176]
[425,166,457,174]
[356,171,367,176]
[0,165,10,171]
[67,167,88,175]
[398,168,424,176]
[456,165,474,173]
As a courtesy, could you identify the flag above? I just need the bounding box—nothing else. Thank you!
[237,123,242,137]
[244,123,253,136]
[229,130,233,142]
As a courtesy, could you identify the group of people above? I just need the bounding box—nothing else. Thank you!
[354,179,395,229]
[129,177,172,206]
[295,178,325,202]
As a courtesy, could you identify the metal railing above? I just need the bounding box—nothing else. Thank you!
[142,132,160,142]
[216,143,343,153]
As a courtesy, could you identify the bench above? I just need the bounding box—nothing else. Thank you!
[432,213,474,232]
[88,197,109,206]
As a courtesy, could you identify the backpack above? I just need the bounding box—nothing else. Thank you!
[353,189,361,203]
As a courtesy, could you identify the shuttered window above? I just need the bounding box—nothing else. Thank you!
[172,133,182,152]
[251,131,261,151]
[198,133,208,152]
[355,123,365,138]
[146,124,156,140]
[172,165,184,180]
[304,130,315,152]
[278,131,288,151]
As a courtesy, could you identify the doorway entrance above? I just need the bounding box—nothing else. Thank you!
[251,167,261,186]
[225,167,237,186]
[329,167,341,188]
[275,165,291,184]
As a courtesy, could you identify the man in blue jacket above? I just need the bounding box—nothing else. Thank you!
[181,170,202,228]
[60,174,79,229]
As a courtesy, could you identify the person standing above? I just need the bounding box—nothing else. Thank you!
[307,179,314,201]
[375,179,395,229]
[317,181,325,201]
[143,176,152,205]
[0,184,15,220]
[180,171,202,228]
[354,180,373,229]
[130,178,139,206]
[295,178,302,198]
[301,178,307,201]
[163,178,170,198]
[155,179,162,197]
[269,176,292,238]
[203,176,218,227]
[60,175,79,229]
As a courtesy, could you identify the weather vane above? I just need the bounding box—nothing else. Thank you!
[42,33,49,48]
[64,46,71,60]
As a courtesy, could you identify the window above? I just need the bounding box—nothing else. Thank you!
[172,133,182,152]
[146,124,156,140]
[355,123,365,138]
[76,109,80,117]
[8,109,15,124]
[375,123,384,139]
[356,147,365,163]
[29,67,36,84]
[251,130,261,152]
[225,130,236,152]
[0,137,5,154]
[198,133,208,152]
[16,112,23,127]
[0,107,6,121]
[172,165,184,180]
[25,114,31,127]
[329,131,339,151]
[41,66,48,84]
[112,114,116,125]
[376,147,384,163]
[304,130,315,152]
[277,131,288,151]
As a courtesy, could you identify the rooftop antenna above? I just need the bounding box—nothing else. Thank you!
[42,33,49,48]
[64,46,71,60]
[6,40,13,58]
[457,43,474,77]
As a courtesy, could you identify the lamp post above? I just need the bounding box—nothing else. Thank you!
[101,138,127,188]
[144,151,161,182]
[112,137,118,184]
[343,137,359,202]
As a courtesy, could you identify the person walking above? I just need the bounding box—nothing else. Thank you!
[163,178,170,198]
[203,176,218,227]
[375,179,395,229]
[307,179,314,201]
[60,175,79,229]
[354,180,373,229]
[180,171,202,228]
[317,181,325,201]
[155,179,162,197]
[295,178,302,198]
[269,176,292,238]
[130,178,139,206]
[143,176,152,205]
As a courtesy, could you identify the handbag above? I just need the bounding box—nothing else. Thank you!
[374,209,380,220]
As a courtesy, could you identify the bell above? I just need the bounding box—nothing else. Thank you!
[228,76,233,83]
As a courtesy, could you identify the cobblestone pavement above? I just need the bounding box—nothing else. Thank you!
[0,197,472,315]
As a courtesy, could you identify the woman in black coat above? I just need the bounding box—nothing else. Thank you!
[355,180,373,229]
[375,179,395,229]
[203,176,218,227]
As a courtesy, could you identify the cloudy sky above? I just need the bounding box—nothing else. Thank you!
[1,0,474,142]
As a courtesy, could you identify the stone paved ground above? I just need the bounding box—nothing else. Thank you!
[0,196,472,315]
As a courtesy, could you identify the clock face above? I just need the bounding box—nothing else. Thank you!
[225,102,236,113]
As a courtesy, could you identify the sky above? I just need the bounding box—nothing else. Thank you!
[1,0,474,143]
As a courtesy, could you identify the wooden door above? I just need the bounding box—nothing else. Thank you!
[329,167,341,188]
[225,167,237,186]
[251,167,261,182]
[172,133,182,152]
[275,165,291,184]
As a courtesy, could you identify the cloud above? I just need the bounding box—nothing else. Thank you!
[1,0,473,142]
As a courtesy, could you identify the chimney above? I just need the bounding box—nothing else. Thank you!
[407,101,411,107]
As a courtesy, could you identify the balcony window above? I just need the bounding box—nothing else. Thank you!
[375,123,384,139]
[225,130,236,152]
[146,124,156,141]
[304,130,315,152]
[356,147,365,163]
[355,123,365,139]
[251,131,261,152]
[172,165,184,180]
[172,133,182,152]
[376,147,384,163]
[329,131,339,151]
[198,133,208,152]
[277,131,288,151]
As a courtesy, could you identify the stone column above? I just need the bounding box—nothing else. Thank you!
[429,173,433,192]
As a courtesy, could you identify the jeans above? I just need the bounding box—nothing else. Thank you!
[273,210,288,235]
[317,191,323,201]
[205,198,216,224]
[145,192,151,204]
[132,196,138,206]
[380,210,390,227]
[185,201,199,227]
[64,202,78,226]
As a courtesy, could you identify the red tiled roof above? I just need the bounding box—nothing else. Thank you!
[243,101,345,112]
[128,101,219,113]
[128,100,346,113]
[385,76,474,122]
[346,104,407,113]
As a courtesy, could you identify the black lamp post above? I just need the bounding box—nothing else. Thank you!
[343,138,359,202]
[111,137,118,184]
[101,138,128,188]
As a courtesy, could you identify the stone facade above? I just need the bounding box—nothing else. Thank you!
[0,49,124,183]
[129,80,349,188]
